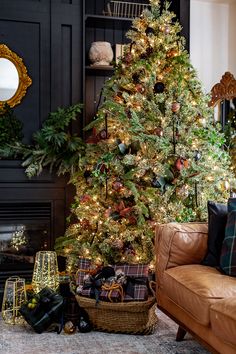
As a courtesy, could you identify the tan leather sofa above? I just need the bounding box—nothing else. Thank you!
[155,222,236,354]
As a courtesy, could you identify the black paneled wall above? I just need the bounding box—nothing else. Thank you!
[0,0,83,143]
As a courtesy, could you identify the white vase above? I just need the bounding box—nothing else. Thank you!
[89,41,113,66]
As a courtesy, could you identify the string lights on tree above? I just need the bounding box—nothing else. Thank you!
[55,0,235,270]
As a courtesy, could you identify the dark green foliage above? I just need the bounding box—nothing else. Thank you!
[0,103,23,148]
[21,103,86,177]
[0,103,85,177]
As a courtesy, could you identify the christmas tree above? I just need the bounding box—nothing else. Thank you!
[55,0,234,270]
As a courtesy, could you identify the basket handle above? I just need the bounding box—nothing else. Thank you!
[149,280,156,297]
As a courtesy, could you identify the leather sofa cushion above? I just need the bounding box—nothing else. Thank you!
[210,297,236,347]
[163,264,236,326]
[156,223,208,288]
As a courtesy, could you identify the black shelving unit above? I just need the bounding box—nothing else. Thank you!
[82,0,145,129]
[82,0,189,130]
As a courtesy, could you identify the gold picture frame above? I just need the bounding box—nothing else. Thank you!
[0,44,32,108]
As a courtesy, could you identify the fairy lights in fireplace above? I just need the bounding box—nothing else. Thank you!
[10,226,28,251]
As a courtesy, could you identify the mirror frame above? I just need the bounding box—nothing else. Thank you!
[0,44,32,108]
[209,71,236,108]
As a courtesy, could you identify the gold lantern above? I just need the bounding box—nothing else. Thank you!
[1,276,27,324]
[32,251,59,293]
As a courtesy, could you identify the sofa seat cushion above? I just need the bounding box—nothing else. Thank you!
[162,264,236,326]
[210,297,236,347]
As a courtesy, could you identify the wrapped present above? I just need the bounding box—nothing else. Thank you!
[77,264,150,302]
[113,264,149,277]
[75,258,92,286]
[124,284,148,301]
[19,287,64,334]
[81,287,94,298]
[80,266,116,302]
[100,283,124,302]
[114,264,149,301]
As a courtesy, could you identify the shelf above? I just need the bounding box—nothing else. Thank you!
[85,14,133,29]
[85,65,115,76]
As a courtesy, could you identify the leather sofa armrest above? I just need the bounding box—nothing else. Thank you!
[155,222,208,287]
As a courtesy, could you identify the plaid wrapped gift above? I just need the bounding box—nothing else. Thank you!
[113,264,149,301]
[113,264,149,277]
[81,288,94,298]
[100,283,124,302]
[124,284,148,302]
[75,258,92,286]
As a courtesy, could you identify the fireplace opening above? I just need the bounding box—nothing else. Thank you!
[0,202,52,302]
[0,222,49,269]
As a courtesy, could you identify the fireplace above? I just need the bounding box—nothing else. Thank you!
[0,202,52,302]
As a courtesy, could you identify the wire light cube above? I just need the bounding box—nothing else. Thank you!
[2,276,27,325]
[106,1,150,18]
[32,251,59,293]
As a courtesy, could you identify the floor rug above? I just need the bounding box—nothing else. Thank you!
[0,309,210,354]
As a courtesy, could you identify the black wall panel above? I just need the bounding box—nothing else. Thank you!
[0,0,82,241]
[0,0,82,143]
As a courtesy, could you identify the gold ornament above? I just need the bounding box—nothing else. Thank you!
[176,185,189,199]
[160,25,170,34]
[111,239,124,250]
[167,49,179,58]
[64,321,76,334]
[171,102,180,113]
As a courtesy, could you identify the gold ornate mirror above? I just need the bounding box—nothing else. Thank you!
[0,44,32,108]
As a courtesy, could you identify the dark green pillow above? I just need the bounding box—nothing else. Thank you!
[201,201,227,267]
[220,198,236,276]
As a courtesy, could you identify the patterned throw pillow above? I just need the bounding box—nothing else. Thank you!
[201,201,227,267]
[220,208,236,276]
[228,197,236,213]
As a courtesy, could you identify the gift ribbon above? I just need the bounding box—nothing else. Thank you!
[101,283,124,302]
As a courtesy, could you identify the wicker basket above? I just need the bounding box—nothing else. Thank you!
[75,295,157,334]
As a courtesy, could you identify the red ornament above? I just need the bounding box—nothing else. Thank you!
[80,194,91,203]
[171,102,180,113]
[112,180,123,191]
[115,201,126,213]
[80,219,91,230]
[135,83,145,93]
[175,157,189,171]
[99,129,108,140]
[124,52,132,64]
[120,207,132,217]
[153,126,164,137]
[104,207,112,218]
[86,128,99,144]
[128,215,137,225]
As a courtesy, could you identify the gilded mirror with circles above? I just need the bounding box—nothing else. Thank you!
[0,44,32,108]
